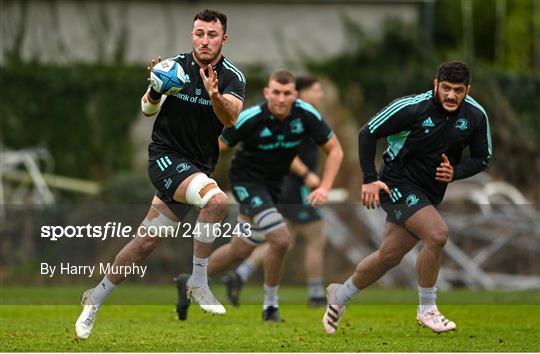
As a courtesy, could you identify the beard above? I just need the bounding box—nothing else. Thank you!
[194,44,223,65]
[435,88,460,112]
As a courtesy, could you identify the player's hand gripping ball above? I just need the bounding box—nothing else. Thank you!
[150,59,186,95]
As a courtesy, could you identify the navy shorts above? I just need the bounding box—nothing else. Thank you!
[278,175,321,224]
[380,185,433,226]
[230,181,282,218]
[147,154,201,219]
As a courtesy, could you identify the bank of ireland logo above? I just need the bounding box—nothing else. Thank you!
[195,88,202,96]
[251,196,263,208]
[394,209,402,220]
[290,118,304,134]
[455,118,468,131]
[406,194,420,207]
[176,162,191,174]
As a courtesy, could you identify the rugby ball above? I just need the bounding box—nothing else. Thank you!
[150,59,186,95]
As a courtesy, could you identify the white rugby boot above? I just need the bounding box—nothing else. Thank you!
[322,283,346,335]
[186,283,226,315]
[75,289,100,339]
[417,307,457,333]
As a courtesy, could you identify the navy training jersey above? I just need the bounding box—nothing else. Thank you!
[358,90,492,204]
[297,138,319,172]
[220,99,333,185]
[148,52,246,173]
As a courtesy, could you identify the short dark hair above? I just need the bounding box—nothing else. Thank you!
[295,76,319,92]
[269,69,295,86]
[193,9,227,34]
[436,61,471,85]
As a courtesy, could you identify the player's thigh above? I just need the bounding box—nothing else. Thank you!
[297,220,326,247]
[148,195,179,221]
[283,219,298,248]
[378,221,419,260]
[265,224,291,252]
[228,231,257,259]
[137,195,183,241]
[404,205,448,246]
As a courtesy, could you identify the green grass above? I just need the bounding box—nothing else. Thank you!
[1,286,539,352]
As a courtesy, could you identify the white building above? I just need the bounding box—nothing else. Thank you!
[2,0,421,67]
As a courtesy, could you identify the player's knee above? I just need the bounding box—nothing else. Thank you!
[204,191,228,218]
[426,225,448,249]
[269,234,290,254]
[185,173,226,210]
[287,237,296,252]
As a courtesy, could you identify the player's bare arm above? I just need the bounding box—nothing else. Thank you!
[141,56,163,116]
[357,123,391,209]
[308,135,343,205]
[200,64,243,127]
[290,156,320,189]
[218,138,231,153]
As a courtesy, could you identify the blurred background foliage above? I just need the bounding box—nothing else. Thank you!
[1,0,538,200]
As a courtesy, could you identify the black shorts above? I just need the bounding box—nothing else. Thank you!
[147,154,201,219]
[278,174,321,224]
[380,185,433,226]
[230,181,282,218]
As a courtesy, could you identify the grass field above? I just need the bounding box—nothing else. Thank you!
[1,285,539,352]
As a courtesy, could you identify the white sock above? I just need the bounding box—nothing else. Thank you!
[335,277,359,306]
[307,277,325,298]
[236,261,255,283]
[189,255,209,287]
[89,275,116,306]
[418,285,437,314]
[263,284,279,309]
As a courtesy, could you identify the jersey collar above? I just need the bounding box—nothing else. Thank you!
[263,103,293,123]
[190,52,224,71]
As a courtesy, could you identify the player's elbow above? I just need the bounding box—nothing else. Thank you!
[328,139,344,163]
[332,145,344,162]
[484,154,492,167]
[358,124,372,142]
[476,154,491,172]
